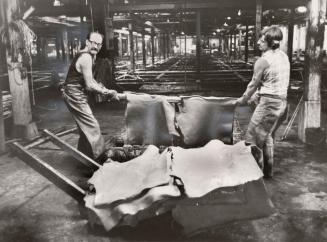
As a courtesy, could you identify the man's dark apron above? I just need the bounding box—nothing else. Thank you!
[62,52,105,159]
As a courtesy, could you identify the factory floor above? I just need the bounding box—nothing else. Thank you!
[0,89,327,242]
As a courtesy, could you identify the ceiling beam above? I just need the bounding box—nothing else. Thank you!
[111,0,306,12]
[111,1,254,12]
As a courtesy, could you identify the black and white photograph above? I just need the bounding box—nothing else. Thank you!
[0,0,326,241]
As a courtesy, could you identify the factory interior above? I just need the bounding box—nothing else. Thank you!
[1,0,327,241]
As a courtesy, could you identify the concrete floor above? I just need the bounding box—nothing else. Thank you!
[0,89,327,242]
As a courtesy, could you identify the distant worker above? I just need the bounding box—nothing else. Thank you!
[236,26,290,178]
[62,31,119,161]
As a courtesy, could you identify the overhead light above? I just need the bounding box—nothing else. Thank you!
[216,29,221,32]
[124,0,129,4]
[238,10,241,16]
[227,16,231,20]
[272,15,275,19]
[181,31,185,35]
[53,0,63,6]
[167,19,170,22]
[213,32,216,36]
[295,6,307,14]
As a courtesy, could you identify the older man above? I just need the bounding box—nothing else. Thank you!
[62,31,118,161]
[237,26,290,178]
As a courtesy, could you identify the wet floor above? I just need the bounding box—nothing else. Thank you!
[0,89,327,242]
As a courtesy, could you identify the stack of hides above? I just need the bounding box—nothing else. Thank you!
[85,140,274,235]
[125,94,236,146]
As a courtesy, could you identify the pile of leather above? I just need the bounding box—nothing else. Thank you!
[85,140,274,235]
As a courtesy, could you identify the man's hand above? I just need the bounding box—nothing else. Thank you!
[248,92,259,106]
[102,88,114,95]
[102,89,119,101]
[235,96,246,106]
[117,93,127,101]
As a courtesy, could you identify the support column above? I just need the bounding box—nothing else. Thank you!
[142,33,146,68]
[163,33,166,59]
[135,35,139,61]
[0,44,4,152]
[104,0,116,86]
[184,34,187,57]
[167,33,171,57]
[0,0,5,152]
[229,34,233,60]
[196,10,201,72]
[162,33,165,60]
[255,0,263,56]
[1,0,38,140]
[69,34,74,59]
[208,36,213,56]
[127,30,131,56]
[297,24,302,60]
[79,0,86,49]
[55,34,61,59]
[245,21,249,63]
[288,11,294,63]
[128,22,135,72]
[151,30,155,66]
[156,35,160,58]
[238,29,242,59]
[61,29,69,63]
[118,33,123,57]
[298,0,326,142]
[233,33,237,59]
[157,33,161,60]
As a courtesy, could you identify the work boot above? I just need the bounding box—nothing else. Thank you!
[250,145,263,169]
[263,145,274,178]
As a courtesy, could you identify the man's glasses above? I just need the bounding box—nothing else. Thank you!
[89,40,102,47]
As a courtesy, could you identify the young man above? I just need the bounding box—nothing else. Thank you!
[62,31,119,161]
[236,26,290,178]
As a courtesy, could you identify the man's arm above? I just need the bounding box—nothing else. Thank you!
[77,54,117,97]
[236,57,269,105]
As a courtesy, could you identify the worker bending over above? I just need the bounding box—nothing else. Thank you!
[237,26,290,178]
[62,31,119,161]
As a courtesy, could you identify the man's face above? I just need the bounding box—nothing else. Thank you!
[87,33,103,55]
[257,35,268,52]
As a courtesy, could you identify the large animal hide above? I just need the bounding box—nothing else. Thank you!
[168,140,263,197]
[176,96,236,146]
[88,145,171,206]
[125,93,178,146]
[125,94,236,147]
[85,184,180,231]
